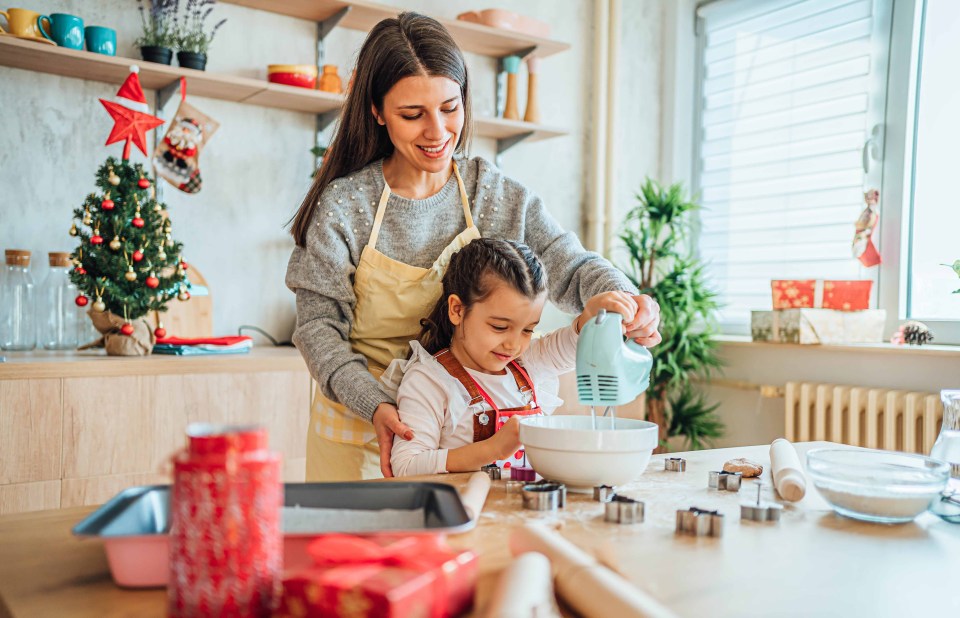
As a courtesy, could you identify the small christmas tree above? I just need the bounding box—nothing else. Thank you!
[69,66,189,354]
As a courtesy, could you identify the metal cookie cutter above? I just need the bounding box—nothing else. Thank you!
[740,483,783,522]
[534,479,566,507]
[604,495,644,524]
[708,470,742,492]
[505,480,526,494]
[522,482,564,511]
[665,457,687,472]
[593,485,616,502]
[675,507,724,538]
[481,463,501,481]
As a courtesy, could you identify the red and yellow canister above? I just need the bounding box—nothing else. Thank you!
[168,424,282,617]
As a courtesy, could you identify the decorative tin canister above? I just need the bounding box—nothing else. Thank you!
[168,424,282,617]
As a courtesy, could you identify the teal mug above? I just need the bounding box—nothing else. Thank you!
[84,25,116,56]
[46,13,84,49]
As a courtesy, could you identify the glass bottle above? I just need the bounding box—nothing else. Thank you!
[0,249,37,351]
[931,390,960,479]
[39,252,79,350]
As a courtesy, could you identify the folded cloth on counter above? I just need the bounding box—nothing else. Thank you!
[153,335,253,356]
[155,335,253,347]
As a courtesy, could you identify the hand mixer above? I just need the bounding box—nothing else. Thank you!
[575,309,654,428]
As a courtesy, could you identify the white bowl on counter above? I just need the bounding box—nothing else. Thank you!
[519,415,659,490]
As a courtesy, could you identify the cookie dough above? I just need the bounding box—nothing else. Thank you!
[723,458,763,478]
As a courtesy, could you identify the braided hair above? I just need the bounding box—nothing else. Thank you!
[417,238,547,354]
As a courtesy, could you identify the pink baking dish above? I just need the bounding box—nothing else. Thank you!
[457,9,551,38]
[73,482,473,588]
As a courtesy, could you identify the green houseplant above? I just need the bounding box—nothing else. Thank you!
[618,179,724,450]
[175,0,227,71]
[135,0,179,65]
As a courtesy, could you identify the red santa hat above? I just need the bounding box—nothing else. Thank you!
[112,65,150,113]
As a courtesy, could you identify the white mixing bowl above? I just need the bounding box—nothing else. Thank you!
[519,415,659,490]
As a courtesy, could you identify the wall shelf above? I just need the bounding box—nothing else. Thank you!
[0,36,568,143]
[221,0,571,58]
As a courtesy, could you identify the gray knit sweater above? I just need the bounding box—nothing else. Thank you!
[285,156,637,422]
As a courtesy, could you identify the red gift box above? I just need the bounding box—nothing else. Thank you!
[276,535,478,618]
[771,279,872,311]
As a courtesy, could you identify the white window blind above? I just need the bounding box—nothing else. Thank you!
[694,0,892,329]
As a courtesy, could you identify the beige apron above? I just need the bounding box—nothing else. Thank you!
[307,162,481,481]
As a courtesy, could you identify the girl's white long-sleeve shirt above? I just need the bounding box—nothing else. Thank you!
[382,324,579,477]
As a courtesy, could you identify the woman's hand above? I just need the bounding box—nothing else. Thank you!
[625,294,661,347]
[372,402,414,478]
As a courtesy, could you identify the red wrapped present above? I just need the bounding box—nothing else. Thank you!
[276,534,478,618]
[771,279,872,311]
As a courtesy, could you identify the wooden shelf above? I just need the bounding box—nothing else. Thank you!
[0,36,568,142]
[221,0,570,58]
[473,117,566,142]
[0,36,344,114]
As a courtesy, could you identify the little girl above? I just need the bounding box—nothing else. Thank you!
[383,238,639,477]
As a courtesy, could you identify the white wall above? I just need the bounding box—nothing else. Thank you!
[0,0,667,341]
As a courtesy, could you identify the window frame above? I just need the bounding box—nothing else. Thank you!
[671,0,960,344]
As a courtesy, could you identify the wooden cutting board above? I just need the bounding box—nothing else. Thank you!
[154,265,213,338]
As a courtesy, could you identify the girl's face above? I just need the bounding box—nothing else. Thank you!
[448,280,547,374]
[374,75,464,175]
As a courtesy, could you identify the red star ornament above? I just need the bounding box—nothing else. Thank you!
[99,66,164,160]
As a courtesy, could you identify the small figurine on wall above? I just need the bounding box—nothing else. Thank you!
[852,189,881,267]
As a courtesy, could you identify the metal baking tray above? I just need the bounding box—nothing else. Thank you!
[73,481,473,588]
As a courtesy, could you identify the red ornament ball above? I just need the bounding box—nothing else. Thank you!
[132,217,145,228]
[120,323,135,336]
[132,250,144,262]
[181,261,189,271]
[101,198,115,211]
[138,178,150,189]
[90,235,103,245]
[75,266,87,275]
[75,295,88,307]
[154,327,167,339]
[145,276,160,289]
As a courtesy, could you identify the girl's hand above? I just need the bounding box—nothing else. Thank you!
[576,291,639,334]
[490,416,522,461]
[372,402,414,478]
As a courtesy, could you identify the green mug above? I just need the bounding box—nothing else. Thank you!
[47,13,84,49]
[84,25,116,56]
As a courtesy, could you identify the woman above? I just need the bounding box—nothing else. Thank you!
[286,12,660,481]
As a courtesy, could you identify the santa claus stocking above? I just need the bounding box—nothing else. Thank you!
[153,96,219,194]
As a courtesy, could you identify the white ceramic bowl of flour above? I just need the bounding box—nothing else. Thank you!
[807,449,950,524]
[519,415,659,491]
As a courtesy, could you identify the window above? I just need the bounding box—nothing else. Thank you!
[905,0,960,328]
[693,0,894,332]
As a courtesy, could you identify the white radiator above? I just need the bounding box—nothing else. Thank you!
[785,382,943,454]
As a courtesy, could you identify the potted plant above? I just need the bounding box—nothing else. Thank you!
[135,0,179,65]
[618,179,725,451]
[175,0,227,71]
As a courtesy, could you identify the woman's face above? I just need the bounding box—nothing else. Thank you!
[375,75,464,174]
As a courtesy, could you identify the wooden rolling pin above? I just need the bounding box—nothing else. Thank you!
[509,524,677,618]
[770,438,807,501]
[460,471,491,521]
[483,552,560,618]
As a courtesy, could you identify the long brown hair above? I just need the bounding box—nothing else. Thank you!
[289,12,473,246]
[418,239,547,354]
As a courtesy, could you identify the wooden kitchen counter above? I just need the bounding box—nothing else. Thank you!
[0,442,957,617]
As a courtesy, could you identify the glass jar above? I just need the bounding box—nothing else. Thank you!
[39,252,79,350]
[930,390,960,522]
[0,249,37,351]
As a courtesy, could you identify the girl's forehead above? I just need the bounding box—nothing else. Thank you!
[384,75,461,107]
[473,282,546,316]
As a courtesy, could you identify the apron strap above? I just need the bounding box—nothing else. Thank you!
[433,348,485,407]
[506,362,538,406]
[369,160,472,250]
[452,161,475,228]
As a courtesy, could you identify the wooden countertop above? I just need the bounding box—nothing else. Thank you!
[0,442,957,617]
[0,346,307,380]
